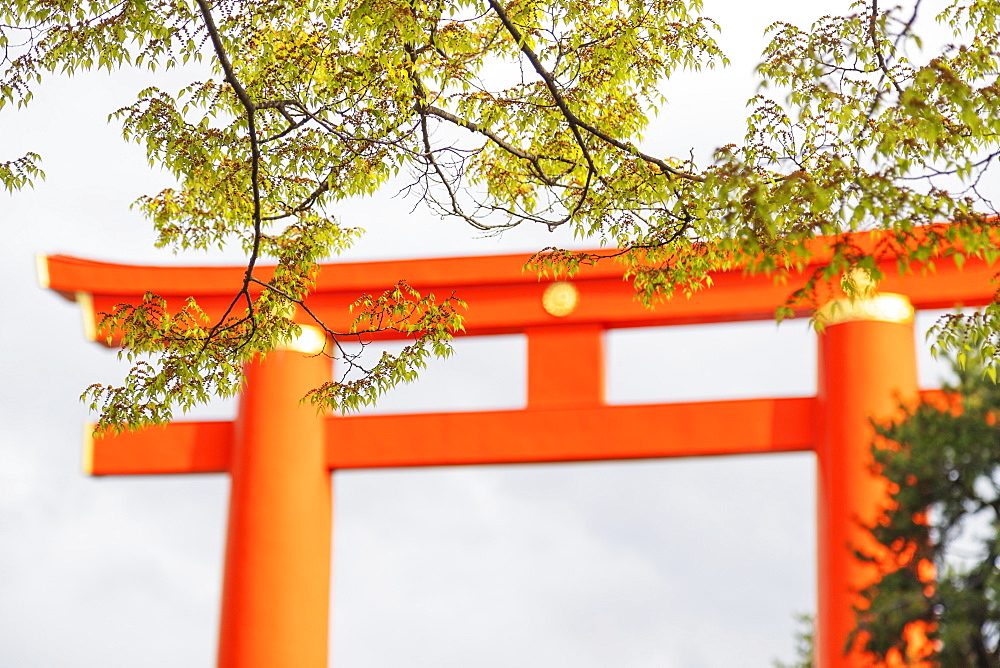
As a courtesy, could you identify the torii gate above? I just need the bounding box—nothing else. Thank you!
[38,230,997,667]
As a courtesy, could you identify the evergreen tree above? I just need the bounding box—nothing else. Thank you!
[775,613,815,668]
[854,349,1000,666]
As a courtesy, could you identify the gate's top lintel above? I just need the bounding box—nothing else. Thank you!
[38,228,997,342]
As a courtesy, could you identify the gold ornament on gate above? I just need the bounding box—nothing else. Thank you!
[542,281,579,317]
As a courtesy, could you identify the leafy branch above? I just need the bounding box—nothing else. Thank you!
[6,0,1000,427]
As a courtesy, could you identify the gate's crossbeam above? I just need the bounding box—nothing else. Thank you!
[81,391,949,476]
[323,397,815,467]
[84,420,232,475]
[85,397,816,476]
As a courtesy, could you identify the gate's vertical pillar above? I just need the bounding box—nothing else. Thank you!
[218,327,331,668]
[527,324,604,409]
[814,291,918,667]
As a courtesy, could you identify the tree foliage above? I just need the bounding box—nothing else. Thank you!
[853,346,1000,666]
[2,0,1000,428]
[774,613,815,668]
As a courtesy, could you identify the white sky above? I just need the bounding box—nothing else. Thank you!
[0,1,964,666]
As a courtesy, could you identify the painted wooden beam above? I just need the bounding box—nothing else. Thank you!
[82,397,811,475]
[86,421,232,476]
[38,229,998,345]
[82,389,954,476]
[324,397,818,469]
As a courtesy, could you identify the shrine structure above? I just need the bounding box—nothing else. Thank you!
[38,230,998,667]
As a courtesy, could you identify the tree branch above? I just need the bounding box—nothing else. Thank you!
[423,104,568,186]
[486,0,704,183]
[868,0,904,97]
[195,0,264,334]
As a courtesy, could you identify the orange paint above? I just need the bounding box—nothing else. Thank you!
[815,316,932,666]
[526,325,604,409]
[39,228,1000,343]
[40,226,988,667]
[218,348,332,668]
[86,421,232,475]
[325,397,816,469]
[83,390,951,475]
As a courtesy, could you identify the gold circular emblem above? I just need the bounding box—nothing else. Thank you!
[542,281,579,317]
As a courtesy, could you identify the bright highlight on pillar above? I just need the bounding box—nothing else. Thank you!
[278,324,328,354]
[816,293,915,326]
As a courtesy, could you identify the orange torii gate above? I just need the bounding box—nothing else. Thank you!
[38,232,997,667]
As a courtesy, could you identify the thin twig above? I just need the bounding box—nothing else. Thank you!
[195,0,263,336]
[486,0,704,183]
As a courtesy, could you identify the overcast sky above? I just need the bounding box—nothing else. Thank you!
[0,1,962,666]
